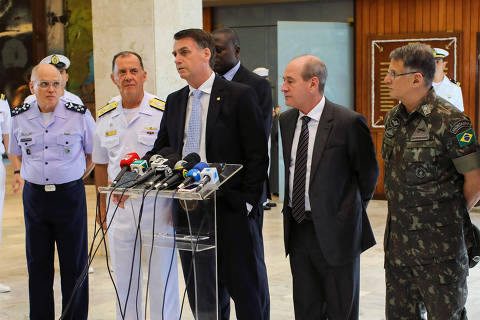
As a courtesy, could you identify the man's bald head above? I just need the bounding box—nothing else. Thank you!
[291,55,328,94]
[29,63,63,111]
[31,63,61,82]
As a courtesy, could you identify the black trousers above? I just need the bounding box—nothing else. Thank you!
[23,180,89,320]
[289,220,359,320]
[176,198,269,320]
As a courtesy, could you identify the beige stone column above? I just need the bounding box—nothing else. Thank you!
[92,0,202,109]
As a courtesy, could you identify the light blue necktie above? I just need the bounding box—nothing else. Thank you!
[184,89,204,155]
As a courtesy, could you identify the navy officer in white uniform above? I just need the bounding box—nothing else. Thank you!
[432,47,464,111]
[93,51,179,320]
[8,63,95,319]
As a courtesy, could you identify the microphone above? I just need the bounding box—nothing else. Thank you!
[135,153,181,187]
[154,153,201,190]
[130,159,148,175]
[194,167,220,192]
[111,153,140,187]
[177,162,208,189]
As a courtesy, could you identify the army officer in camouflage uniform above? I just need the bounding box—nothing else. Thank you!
[382,43,480,319]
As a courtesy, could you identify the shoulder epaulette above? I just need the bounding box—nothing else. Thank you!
[0,93,5,100]
[97,101,118,118]
[450,78,461,87]
[65,102,86,114]
[149,98,165,111]
[11,103,30,116]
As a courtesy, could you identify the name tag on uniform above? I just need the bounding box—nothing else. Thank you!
[45,185,56,192]
[105,130,117,136]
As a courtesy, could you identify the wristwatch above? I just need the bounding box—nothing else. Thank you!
[13,170,20,174]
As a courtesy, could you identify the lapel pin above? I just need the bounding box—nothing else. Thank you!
[217,97,221,101]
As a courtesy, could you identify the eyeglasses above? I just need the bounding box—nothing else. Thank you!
[35,81,61,89]
[386,70,422,79]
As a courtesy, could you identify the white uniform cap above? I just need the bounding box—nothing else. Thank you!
[39,54,71,69]
[432,48,449,59]
[253,67,269,77]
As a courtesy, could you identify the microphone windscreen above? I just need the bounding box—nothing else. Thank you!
[183,152,201,170]
[193,162,208,171]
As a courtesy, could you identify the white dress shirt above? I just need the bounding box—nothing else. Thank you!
[182,71,215,162]
[288,95,326,210]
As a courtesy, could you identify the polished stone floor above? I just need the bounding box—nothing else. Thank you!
[0,163,479,319]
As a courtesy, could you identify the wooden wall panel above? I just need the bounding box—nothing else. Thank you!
[355,0,480,196]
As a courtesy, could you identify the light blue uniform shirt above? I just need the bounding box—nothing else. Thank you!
[0,98,11,154]
[9,98,95,185]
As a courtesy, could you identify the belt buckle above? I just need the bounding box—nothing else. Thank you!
[44,184,56,192]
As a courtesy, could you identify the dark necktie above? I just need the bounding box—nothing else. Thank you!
[291,116,310,223]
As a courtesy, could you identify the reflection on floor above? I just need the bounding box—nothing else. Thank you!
[0,164,479,319]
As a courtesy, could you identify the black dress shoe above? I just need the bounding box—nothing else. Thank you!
[266,202,276,207]
[263,205,271,210]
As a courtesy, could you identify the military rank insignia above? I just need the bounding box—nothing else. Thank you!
[457,128,475,147]
[149,98,165,111]
[97,101,118,118]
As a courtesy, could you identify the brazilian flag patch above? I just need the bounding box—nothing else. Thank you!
[456,128,476,147]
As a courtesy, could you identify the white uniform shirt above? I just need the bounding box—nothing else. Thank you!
[24,90,84,105]
[288,96,326,211]
[92,91,163,182]
[432,76,464,111]
[0,98,11,154]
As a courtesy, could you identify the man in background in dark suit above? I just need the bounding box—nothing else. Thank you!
[279,55,379,319]
[144,28,269,320]
[212,27,273,210]
[211,27,272,314]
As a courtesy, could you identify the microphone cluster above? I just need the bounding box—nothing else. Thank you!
[110,149,221,192]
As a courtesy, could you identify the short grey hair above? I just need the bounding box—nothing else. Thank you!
[296,55,328,94]
[30,64,60,81]
[389,43,435,87]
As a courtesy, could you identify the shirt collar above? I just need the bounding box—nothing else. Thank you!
[399,88,436,119]
[222,61,241,81]
[189,71,215,96]
[115,91,152,117]
[28,99,66,120]
[299,95,325,122]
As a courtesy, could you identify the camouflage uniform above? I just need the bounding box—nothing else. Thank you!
[382,89,480,320]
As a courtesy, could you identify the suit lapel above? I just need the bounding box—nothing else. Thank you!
[205,75,224,147]
[281,109,298,172]
[310,99,334,183]
[177,87,189,149]
[232,64,246,83]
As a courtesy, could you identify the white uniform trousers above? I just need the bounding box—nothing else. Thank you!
[106,196,180,320]
[0,160,5,246]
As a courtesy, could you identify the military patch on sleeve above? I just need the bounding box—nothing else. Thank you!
[65,102,87,114]
[149,98,165,111]
[450,119,472,135]
[457,128,476,147]
[11,103,30,116]
[0,93,5,100]
[97,101,118,118]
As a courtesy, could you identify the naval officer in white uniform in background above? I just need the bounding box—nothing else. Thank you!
[432,47,464,111]
[93,51,180,320]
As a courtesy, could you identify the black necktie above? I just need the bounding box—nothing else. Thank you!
[291,116,310,223]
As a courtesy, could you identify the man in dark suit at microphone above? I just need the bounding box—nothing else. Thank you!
[144,29,269,320]
[279,55,379,319]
